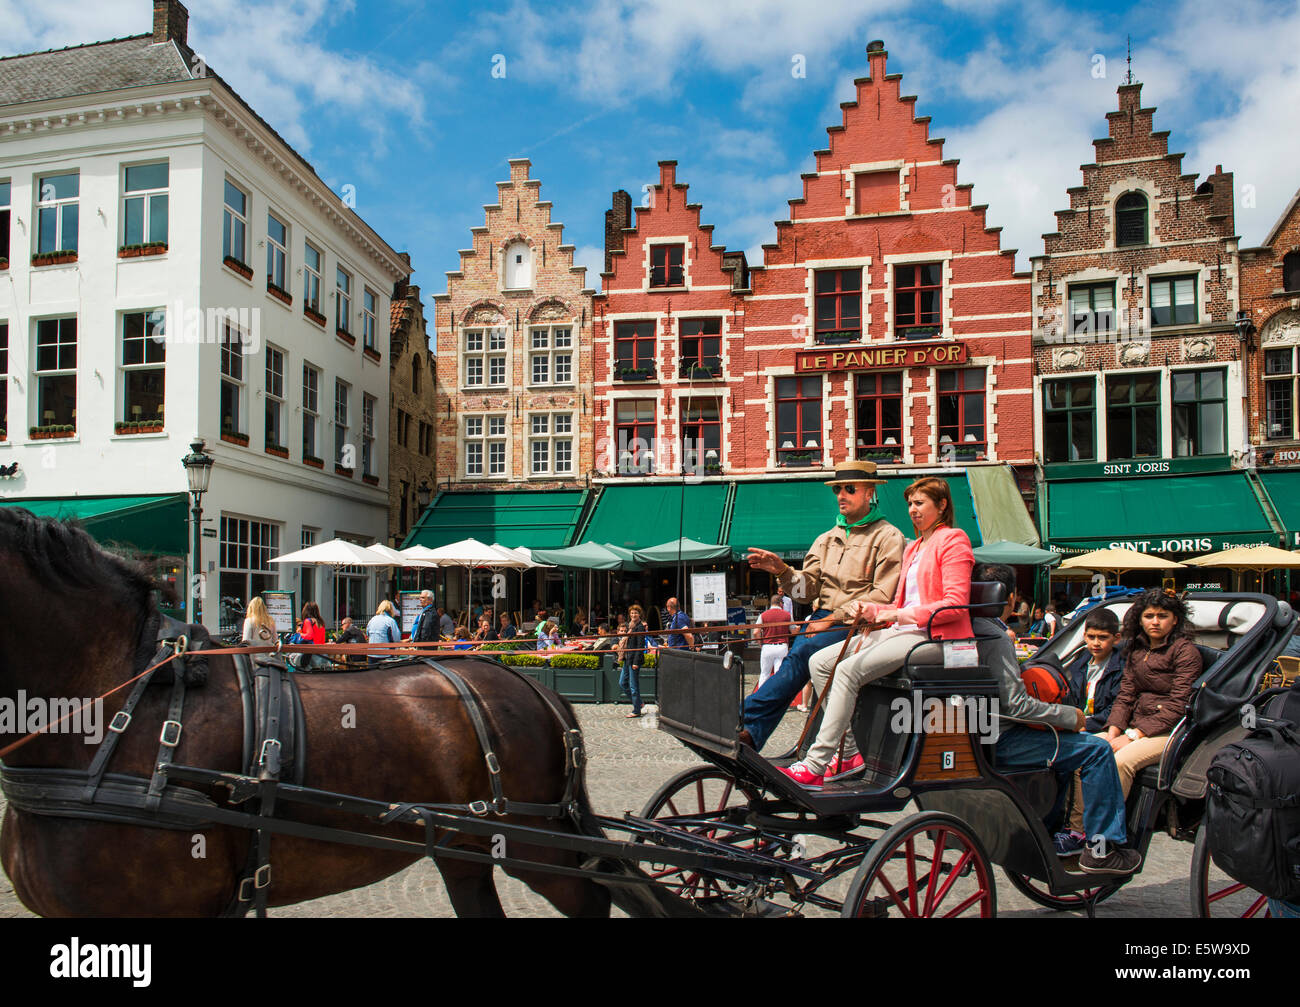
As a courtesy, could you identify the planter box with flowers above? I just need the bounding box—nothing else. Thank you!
[220,430,250,447]
[118,242,167,259]
[223,256,253,280]
[362,346,382,363]
[680,362,722,380]
[703,462,724,475]
[32,250,77,267]
[29,425,76,440]
[362,473,380,486]
[336,328,356,347]
[304,305,327,327]
[264,443,289,459]
[115,420,164,435]
[0,258,8,271]
[615,366,655,382]
[857,449,902,464]
[335,464,354,478]
[780,452,814,468]
[267,281,293,306]
[814,331,860,345]
[303,455,324,469]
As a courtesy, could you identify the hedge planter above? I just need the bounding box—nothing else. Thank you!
[29,425,76,440]
[264,444,289,459]
[335,464,354,478]
[362,346,382,363]
[303,455,324,469]
[304,306,327,327]
[336,329,356,346]
[223,256,253,280]
[781,453,814,468]
[267,281,293,306]
[118,242,167,259]
[220,430,250,447]
[32,250,77,267]
[115,421,164,435]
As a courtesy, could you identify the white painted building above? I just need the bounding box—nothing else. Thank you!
[0,2,409,633]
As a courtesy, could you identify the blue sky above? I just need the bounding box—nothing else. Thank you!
[8,0,1300,302]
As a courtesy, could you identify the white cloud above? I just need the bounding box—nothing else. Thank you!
[572,244,606,291]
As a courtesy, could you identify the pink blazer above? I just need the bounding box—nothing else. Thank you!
[892,525,974,640]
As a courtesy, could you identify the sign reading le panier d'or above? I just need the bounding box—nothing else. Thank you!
[795,340,967,374]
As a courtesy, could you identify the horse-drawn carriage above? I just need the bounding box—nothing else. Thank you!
[0,509,1292,917]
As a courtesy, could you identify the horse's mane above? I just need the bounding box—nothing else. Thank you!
[0,507,161,667]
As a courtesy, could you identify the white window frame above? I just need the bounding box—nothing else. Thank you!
[336,266,352,334]
[265,345,286,450]
[36,171,79,255]
[304,241,322,311]
[218,515,280,635]
[267,210,288,292]
[462,328,508,389]
[223,178,248,265]
[528,325,574,387]
[121,162,168,248]
[363,288,377,351]
[334,378,351,467]
[464,413,508,478]
[33,316,77,430]
[362,393,376,477]
[302,362,320,460]
[120,308,166,425]
[528,411,574,476]
[220,322,246,436]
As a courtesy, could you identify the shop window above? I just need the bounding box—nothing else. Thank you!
[218,515,279,635]
[1043,377,1096,463]
[1173,368,1226,457]
[938,369,986,459]
[1106,372,1160,459]
[855,372,903,461]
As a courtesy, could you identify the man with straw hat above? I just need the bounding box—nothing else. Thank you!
[742,459,904,752]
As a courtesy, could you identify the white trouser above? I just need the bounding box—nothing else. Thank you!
[759,643,788,687]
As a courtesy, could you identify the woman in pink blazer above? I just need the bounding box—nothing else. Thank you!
[781,477,975,788]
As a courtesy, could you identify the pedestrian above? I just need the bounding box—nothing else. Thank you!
[299,601,327,645]
[367,600,401,644]
[621,604,646,718]
[663,596,696,650]
[498,612,518,640]
[438,605,455,639]
[776,585,794,616]
[755,595,792,689]
[452,626,473,651]
[410,591,437,643]
[337,616,366,644]
[241,596,277,645]
[474,614,498,642]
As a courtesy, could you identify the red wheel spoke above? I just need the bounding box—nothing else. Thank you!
[875,871,917,918]
[928,847,974,912]
[1243,895,1269,918]
[942,886,990,918]
[1207,881,1247,904]
[922,828,949,916]
[694,779,706,813]
[665,797,680,817]
[717,780,734,811]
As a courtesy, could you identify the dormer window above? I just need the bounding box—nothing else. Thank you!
[504,240,532,289]
[650,244,684,287]
[1115,192,1148,247]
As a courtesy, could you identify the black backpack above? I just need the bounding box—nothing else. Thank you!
[1205,687,1300,901]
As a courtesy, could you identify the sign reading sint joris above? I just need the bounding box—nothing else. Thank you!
[795,341,968,373]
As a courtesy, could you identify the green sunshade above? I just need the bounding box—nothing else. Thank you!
[972,540,1062,567]
[0,494,188,556]
[404,490,587,550]
[1047,473,1278,553]
[967,464,1039,546]
[581,483,729,551]
[1259,471,1300,549]
[531,541,638,571]
[633,536,732,565]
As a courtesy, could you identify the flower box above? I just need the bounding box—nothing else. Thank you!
[115,420,165,434]
[220,430,250,447]
[303,455,324,469]
[223,256,253,280]
[615,366,654,381]
[0,430,6,442]
[362,346,382,363]
[703,463,724,475]
[304,305,327,327]
[267,281,293,306]
[899,326,941,341]
[0,258,8,270]
[118,242,167,259]
[857,450,901,463]
[362,473,380,486]
[264,444,289,458]
[336,328,356,346]
[335,464,354,477]
[31,250,77,267]
[814,331,860,345]
[680,363,722,380]
[29,425,76,440]
[781,452,814,467]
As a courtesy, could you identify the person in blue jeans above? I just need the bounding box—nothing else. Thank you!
[620,603,647,719]
[740,460,905,751]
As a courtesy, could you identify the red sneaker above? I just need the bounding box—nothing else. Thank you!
[825,752,865,782]
[778,761,824,790]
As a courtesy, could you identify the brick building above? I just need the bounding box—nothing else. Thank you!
[387,266,436,546]
[1030,79,1280,564]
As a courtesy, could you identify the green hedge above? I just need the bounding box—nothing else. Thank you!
[498,653,546,667]
[549,653,600,669]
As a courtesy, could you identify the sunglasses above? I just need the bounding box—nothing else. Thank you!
[831,485,861,496]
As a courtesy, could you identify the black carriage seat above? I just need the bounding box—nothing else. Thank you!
[874,581,1007,688]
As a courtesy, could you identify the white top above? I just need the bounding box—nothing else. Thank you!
[896,544,924,630]
[241,617,275,644]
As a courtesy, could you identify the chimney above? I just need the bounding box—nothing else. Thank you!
[604,189,632,274]
[866,39,887,77]
[1201,164,1235,235]
[153,0,189,47]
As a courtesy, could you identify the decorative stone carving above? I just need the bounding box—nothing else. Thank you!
[1261,309,1300,346]
[1182,335,1216,361]
[1118,341,1150,366]
[467,306,502,325]
[1051,346,1086,370]
[530,300,568,321]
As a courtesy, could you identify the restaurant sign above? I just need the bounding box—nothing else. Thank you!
[795,340,967,374]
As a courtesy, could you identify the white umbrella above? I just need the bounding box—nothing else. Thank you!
[368,542,437,568]
[406,538,529,625]
[270,538,392,627]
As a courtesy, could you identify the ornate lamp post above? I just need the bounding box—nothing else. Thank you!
[181,437,214,625]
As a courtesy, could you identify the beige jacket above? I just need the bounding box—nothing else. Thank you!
[778,518,905,621]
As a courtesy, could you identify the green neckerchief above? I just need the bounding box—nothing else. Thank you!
[836,504,881,530]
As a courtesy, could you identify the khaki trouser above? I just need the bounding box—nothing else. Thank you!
[805,628,940,772]
[1067,731,1170,832]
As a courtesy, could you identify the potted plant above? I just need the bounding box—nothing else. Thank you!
[267,280,293,306]
[29,424,76,440]
[782,451,813,467]
[32,249,77,267]
[264,442,289,458]
[0,257,8,270]
[549,652,601,703]
[335,463,354,477]
[815,330,859,345]
[220,426,249,446]
[118,242,167,258]
[703,461,723,475]
[681,362,721,379]
[304,304,327,326]
[303,454,324,469]
[115,420,164,434]
[616,365,653,381]
[223,255,253,279]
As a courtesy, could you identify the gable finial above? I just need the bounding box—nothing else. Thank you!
[1125,35,1134,85]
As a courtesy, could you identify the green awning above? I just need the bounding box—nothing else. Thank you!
[972,541,1061,567]
[531,541,639,571]
[0,494,188,556]
[1259,471,1300,549]
[403,490,587,550]
[581,483,729,551]
[633,537,732,565]
[967,464,1039,546]
[1047,473,1279,554]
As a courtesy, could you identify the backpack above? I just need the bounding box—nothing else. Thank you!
[1205,688,1300,900]
[1021,653,1071,703]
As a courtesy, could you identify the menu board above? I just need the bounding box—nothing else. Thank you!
[262,590,296,633]
[690,572,728,622]
[399,591,425,635]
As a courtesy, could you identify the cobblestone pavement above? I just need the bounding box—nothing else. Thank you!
[0,697,1235,919]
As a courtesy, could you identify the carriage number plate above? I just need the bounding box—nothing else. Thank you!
[942,752,955,770]
[943,641,978,668]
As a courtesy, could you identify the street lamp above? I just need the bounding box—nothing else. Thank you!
[182,437,214,626]
[416,479,432,509]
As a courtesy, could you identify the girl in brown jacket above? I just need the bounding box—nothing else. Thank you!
[1103,589,1202,797]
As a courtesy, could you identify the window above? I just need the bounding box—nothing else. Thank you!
[264,346,285,450]
[1284,253,1300,293]
[302,364,320,460]
[1173,368,1226,457]
[218,516,279,635]
[1068,282,1115,338]
[299,527,318,607]
[411,355,421,394]
[1149,275,1197,327]
[614,400,655,474]
[266,211,288,292]
[938,369,986,458]
[529,413,574,475]
[464,414,507,477]
[34,317,77,430]
[0,180,9,264]
[362,394,376,476]
[529,325,573,385]
[1043,377,1096,463]
[220,323,245,436]
[1115,192,1148,247]
[121,310,165,426]
[396,408,408,448]
[418,420,433,456]
[335,267,352,333]
[775,376,822,466]
[1106,373,1160,459]
[649,244,684,287]
[854,373,903,461]
[1266,349,1297,440]
[614,321,655,378]
[363,289,377,351]
[681,399,721,472]
[0,322,8,436]
[36,172,78,254]
[679,318,721,377]
[815,269,861,341]
[463,328,507,387]
[223,179,247,264]
[504,241,532,289]
[894,263,943,337]
[855,170,899,214]
[303,241,322,311]
[122,162,168,247]
[334,379,350,467]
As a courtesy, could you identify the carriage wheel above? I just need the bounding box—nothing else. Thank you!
[637,765,770,901]
[840,812,996,918]
[1004,869,1118,912]
[1190,827,1272,918]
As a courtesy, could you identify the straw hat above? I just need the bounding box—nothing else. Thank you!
[824,460,888,486]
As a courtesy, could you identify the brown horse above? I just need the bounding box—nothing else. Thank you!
[0,508,611,917]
